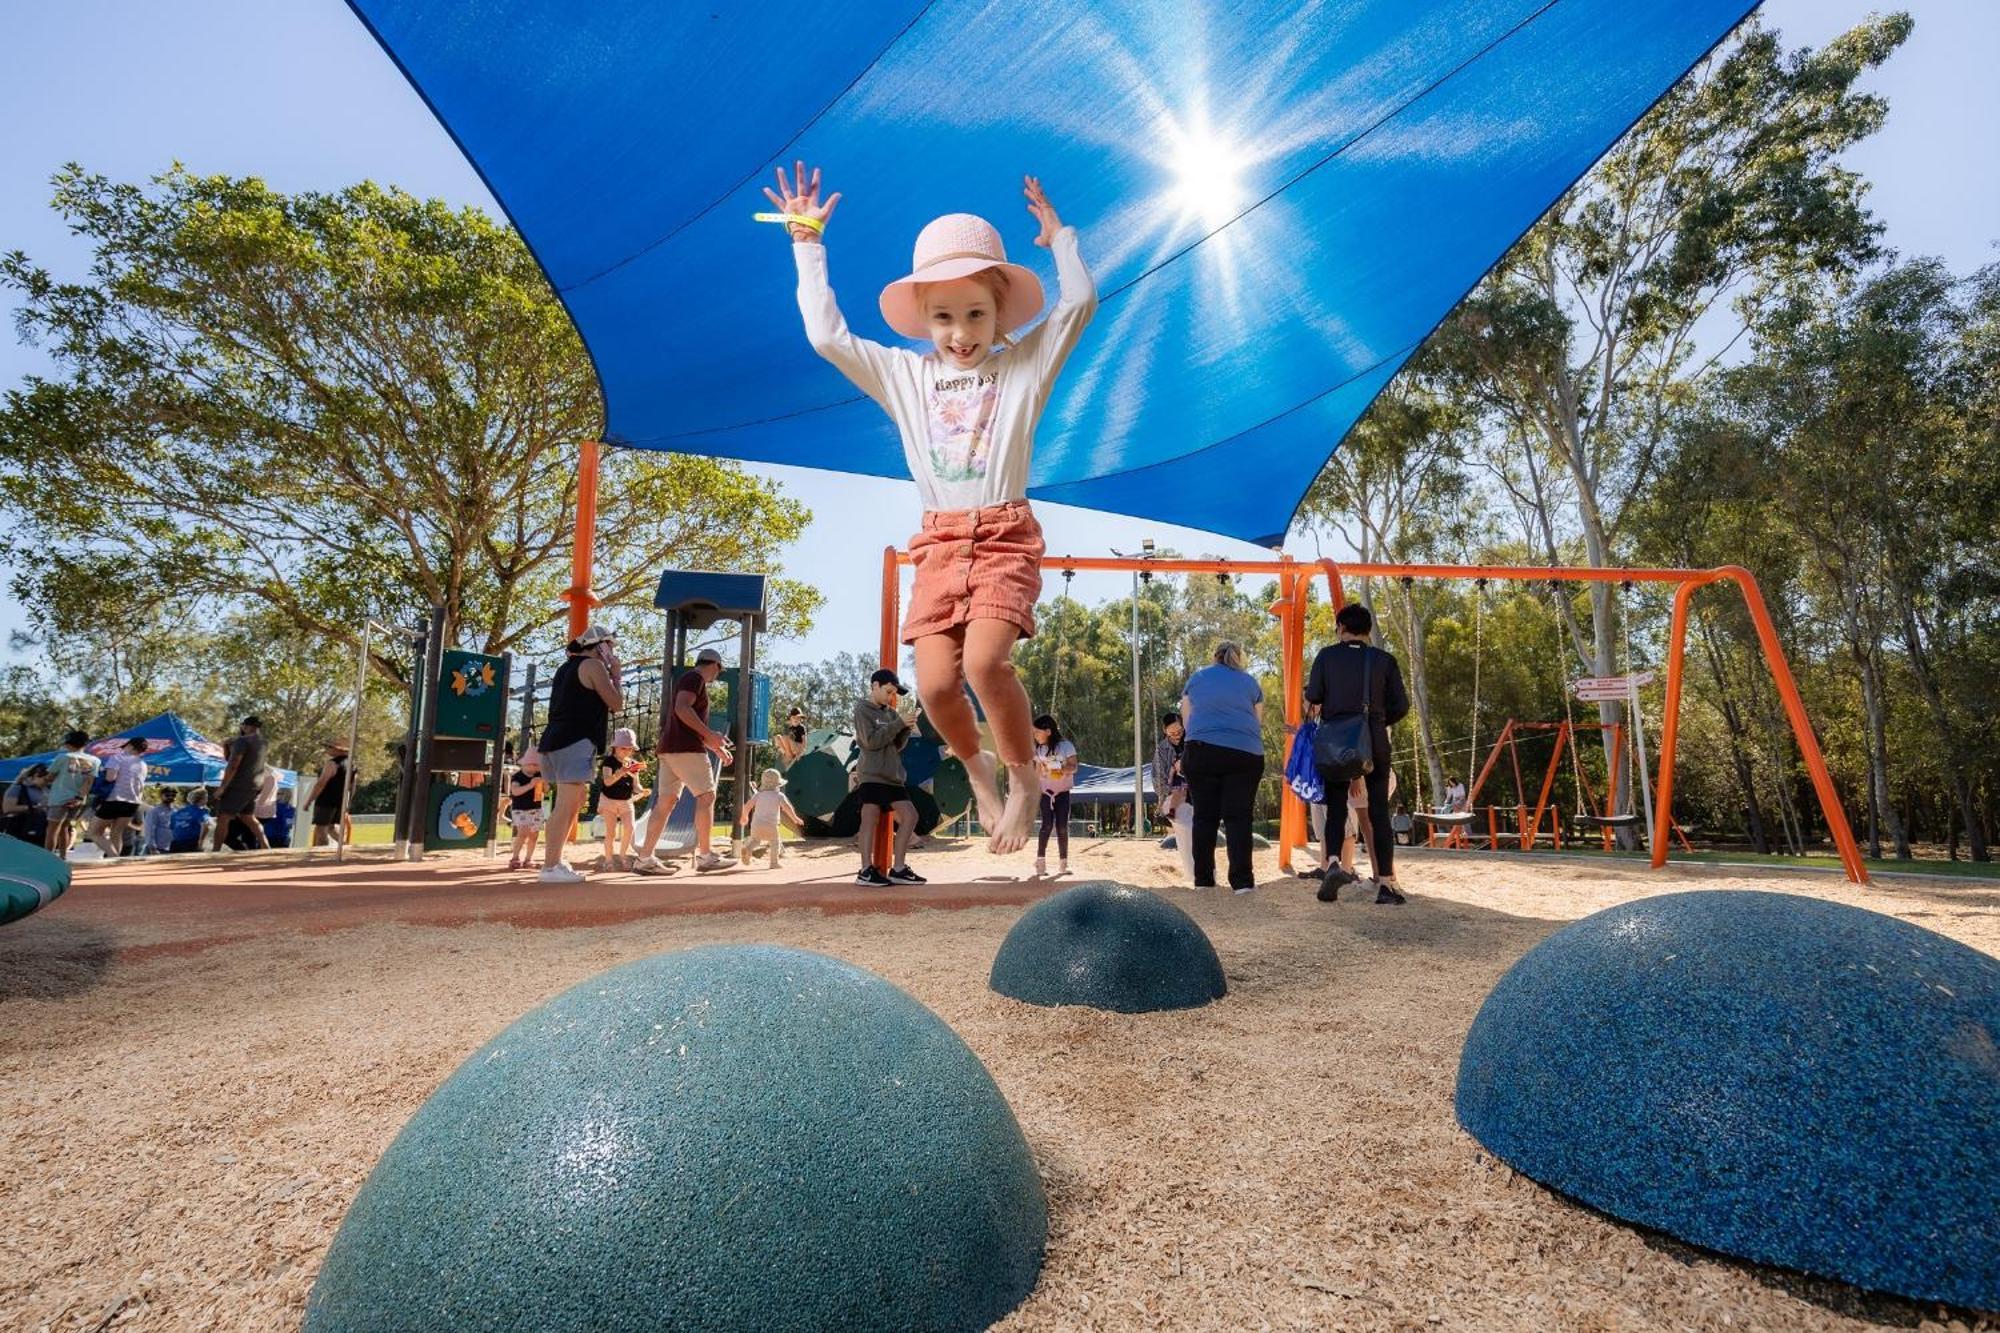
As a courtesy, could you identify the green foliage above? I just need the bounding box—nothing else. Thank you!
[762,651,880,737]
[1289,14,1995,856]
[0,668,71,758]
[0,166,820,693]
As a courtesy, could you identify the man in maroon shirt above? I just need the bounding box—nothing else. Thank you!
[634,647,733,874]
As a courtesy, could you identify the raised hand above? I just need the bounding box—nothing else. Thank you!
[762,160,842,243]
[1023,175,1062,248]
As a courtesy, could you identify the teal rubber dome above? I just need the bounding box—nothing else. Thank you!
[307,945,1046,1332]
[0,836,71,925]
[990,882,1226,1013]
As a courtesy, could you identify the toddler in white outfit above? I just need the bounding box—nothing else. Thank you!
[739,769,800,869]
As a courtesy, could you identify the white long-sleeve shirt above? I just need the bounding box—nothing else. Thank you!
[793,227,1097,511]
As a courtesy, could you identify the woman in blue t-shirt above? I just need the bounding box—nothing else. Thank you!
[1179,640,1265,892]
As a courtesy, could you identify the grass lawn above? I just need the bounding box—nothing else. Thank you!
[1553,845,2000,880]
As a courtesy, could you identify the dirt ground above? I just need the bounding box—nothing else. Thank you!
[2,835,1995,1332]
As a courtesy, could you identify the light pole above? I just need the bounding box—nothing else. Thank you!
[1111,539,1155,834]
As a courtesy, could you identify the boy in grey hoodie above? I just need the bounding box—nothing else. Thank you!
[852,669,926,887]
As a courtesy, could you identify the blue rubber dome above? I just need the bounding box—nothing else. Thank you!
[307,945,1046,1332]
[1456,891,2000,1310]
[990,881,1225,1013]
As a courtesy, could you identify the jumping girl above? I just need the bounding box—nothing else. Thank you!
[763,162,1097,853]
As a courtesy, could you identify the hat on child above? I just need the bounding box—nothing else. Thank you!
[609,727,638,750]
[878,213,1046,340]
[869,668,909,696]
[760,768,783,791]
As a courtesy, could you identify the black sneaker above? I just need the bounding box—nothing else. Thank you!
[1374,883,1407,906]
[856,866,892,887]
[1318,868,1357,902]
[1296,865,1324,880]
[888,865,927,884]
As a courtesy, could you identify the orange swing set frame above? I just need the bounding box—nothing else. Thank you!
[871,551,1866,884]
[1439,718,1694,854]
[562,445,1861,883]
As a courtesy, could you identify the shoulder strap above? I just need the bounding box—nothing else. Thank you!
[1360,645,1374,720]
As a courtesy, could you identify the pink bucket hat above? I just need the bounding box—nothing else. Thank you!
[878,213,1045,340]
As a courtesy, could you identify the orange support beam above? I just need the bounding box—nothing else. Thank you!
[1653,569,1866,884]
[1270,560,1305,872]
[562,439,601,640]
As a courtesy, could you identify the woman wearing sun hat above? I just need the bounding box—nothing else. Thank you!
[535,624,623,884]
[762,161,1098,861]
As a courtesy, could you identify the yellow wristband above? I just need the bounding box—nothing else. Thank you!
[753,211,824,235]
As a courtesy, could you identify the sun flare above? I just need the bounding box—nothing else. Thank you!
[1168,127,1250,228]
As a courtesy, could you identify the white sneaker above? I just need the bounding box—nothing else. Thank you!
[693,852,726,872]
[539,862,586,884]
[1057,860,1069,875]
[1033,857,1046,876]
[632,855,676,877]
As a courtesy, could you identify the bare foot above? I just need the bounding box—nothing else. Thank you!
[963,750,1004,839]
[990,762,1036,854]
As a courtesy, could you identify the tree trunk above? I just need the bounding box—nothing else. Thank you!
[1570,492,1640,849]
[1852,631,1908,859]
[1894,598,1989,860]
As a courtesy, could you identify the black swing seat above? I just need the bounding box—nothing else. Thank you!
[1573,813,1643,828]
[1420,811,1478,826]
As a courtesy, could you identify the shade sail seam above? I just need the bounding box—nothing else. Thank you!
[1095,0,1561,306]
[560,3,940,296]
[637,392,871,443]
[1027,336,1421,497]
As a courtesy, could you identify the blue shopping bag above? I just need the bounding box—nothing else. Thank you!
[1286,720,1325,805]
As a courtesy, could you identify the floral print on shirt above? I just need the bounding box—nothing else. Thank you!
[925,366,1000,482]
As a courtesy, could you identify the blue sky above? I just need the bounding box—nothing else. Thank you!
[2,1,1995,672]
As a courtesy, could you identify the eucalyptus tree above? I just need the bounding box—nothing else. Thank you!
[1419,13,1909,825]
[1,167,816,685]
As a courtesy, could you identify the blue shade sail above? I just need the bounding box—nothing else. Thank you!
[343,0,1755,545]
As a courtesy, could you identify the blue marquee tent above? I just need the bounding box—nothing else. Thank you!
[0,712,298,790]
[1069,763,1157,805]
[342,0,1755,545]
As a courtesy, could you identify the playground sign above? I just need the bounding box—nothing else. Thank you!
[424,775,496,852]
[434,650,506,739]
[1573,672,1656,702]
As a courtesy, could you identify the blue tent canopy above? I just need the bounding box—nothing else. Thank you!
[343,0,1753,545]
[1069,763,1157,804]
[0,712,298,790]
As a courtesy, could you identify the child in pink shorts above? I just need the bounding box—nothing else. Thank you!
[765,162,1097,852]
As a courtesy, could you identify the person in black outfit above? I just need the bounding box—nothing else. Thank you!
[1304,603,1410,904]
[306,741,352,848]
[535,625,624,882]
[775,707,809,769]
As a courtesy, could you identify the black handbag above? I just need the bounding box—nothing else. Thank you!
[1312,647,1375,781]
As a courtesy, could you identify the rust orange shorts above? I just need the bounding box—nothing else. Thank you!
[902,499,1046,644]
